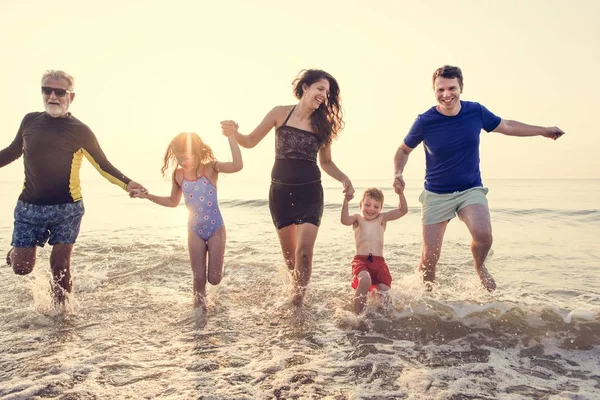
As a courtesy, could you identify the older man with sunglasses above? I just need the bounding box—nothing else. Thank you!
[0,70,146,304]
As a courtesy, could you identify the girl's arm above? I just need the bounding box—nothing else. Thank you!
[132,171,183,207]
[221,106,282,149]
[214,134,243,173]
[341,197,358,226]
[382,192,408,223]
[318,144,355,199]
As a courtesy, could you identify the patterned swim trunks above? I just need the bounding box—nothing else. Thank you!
[11,200,85,247]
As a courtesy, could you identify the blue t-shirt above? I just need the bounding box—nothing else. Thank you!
[403,101,501,194]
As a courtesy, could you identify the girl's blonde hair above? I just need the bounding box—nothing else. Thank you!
[160,132,215,177]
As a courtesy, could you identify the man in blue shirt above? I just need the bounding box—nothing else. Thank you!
[393,65,564,292]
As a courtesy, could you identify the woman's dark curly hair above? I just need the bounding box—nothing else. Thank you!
[292,69,344,146]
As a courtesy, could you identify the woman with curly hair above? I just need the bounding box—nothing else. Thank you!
[221,69,354,306]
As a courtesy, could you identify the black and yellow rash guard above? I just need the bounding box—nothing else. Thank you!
[0,112,131,205]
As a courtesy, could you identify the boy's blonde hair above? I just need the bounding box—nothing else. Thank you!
[360,188,384,205]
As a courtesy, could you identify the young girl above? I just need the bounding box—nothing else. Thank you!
[130,130,242,308]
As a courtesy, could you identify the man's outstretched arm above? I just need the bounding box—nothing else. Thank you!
[494,119,565,140]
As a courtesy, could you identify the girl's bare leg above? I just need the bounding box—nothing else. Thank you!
[188,230,208,309]
[206,226,226,286]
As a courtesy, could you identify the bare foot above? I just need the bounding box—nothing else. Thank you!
[477,265,496,292]
[51,284,68,307]
[423,280,436,292]
[291,285,305,306]
[291,293,303,307]
[6,248,13,266]
[194,293,207,312]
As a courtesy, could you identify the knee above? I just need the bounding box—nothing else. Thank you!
[207,274,222,286]
[356,271,372,290]
[192,271,206,284]
[296,246,313,264]
[13,262,34,275]
[473,230,493,247]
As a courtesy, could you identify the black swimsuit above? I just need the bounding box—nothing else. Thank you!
[269,106,324,229]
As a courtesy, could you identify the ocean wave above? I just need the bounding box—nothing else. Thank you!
[219,198,599,220]
[495,208,600,219]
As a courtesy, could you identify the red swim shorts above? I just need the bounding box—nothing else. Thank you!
[351,254,392,290]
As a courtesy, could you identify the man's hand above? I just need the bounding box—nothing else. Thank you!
[393,174,405,194]
[127,181,147,197]
[129,188,149,199]
[542,126,565,140]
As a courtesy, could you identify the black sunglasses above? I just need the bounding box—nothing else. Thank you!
[41,86,71,97]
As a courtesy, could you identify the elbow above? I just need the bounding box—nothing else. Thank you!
[340,217,352,226]
[319,159,331,170]
[394,147,409,161]
[239,136,256,149]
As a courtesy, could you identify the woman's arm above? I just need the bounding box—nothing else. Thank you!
[221,106,283,149]
[319,144,355,199]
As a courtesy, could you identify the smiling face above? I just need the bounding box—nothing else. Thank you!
[174,152,197,169]
[42,77,74,117]
[434,76,462,116]
[302,78,330,110]
[360,195,382,221]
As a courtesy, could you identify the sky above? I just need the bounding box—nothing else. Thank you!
[0,0,598,187]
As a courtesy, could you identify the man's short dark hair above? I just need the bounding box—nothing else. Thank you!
[432,65,463,90]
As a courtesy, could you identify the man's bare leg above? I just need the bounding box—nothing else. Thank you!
[458,203,496,292]
[419,221,448,290]
[10,247,37,275]
[50,244,74,304]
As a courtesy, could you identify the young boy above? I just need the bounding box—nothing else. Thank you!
[341,187,408,313]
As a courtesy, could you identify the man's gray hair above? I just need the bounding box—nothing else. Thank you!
[41,70,75,91]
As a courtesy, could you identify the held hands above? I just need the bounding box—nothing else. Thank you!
[127,181,148,198]
[343,177,355,200]
[129,188,149,199]
[393,174,405,194]
[220,120,239,137]
[543,127,565,140]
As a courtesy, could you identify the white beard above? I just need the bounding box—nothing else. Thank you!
[44,103,68,117]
